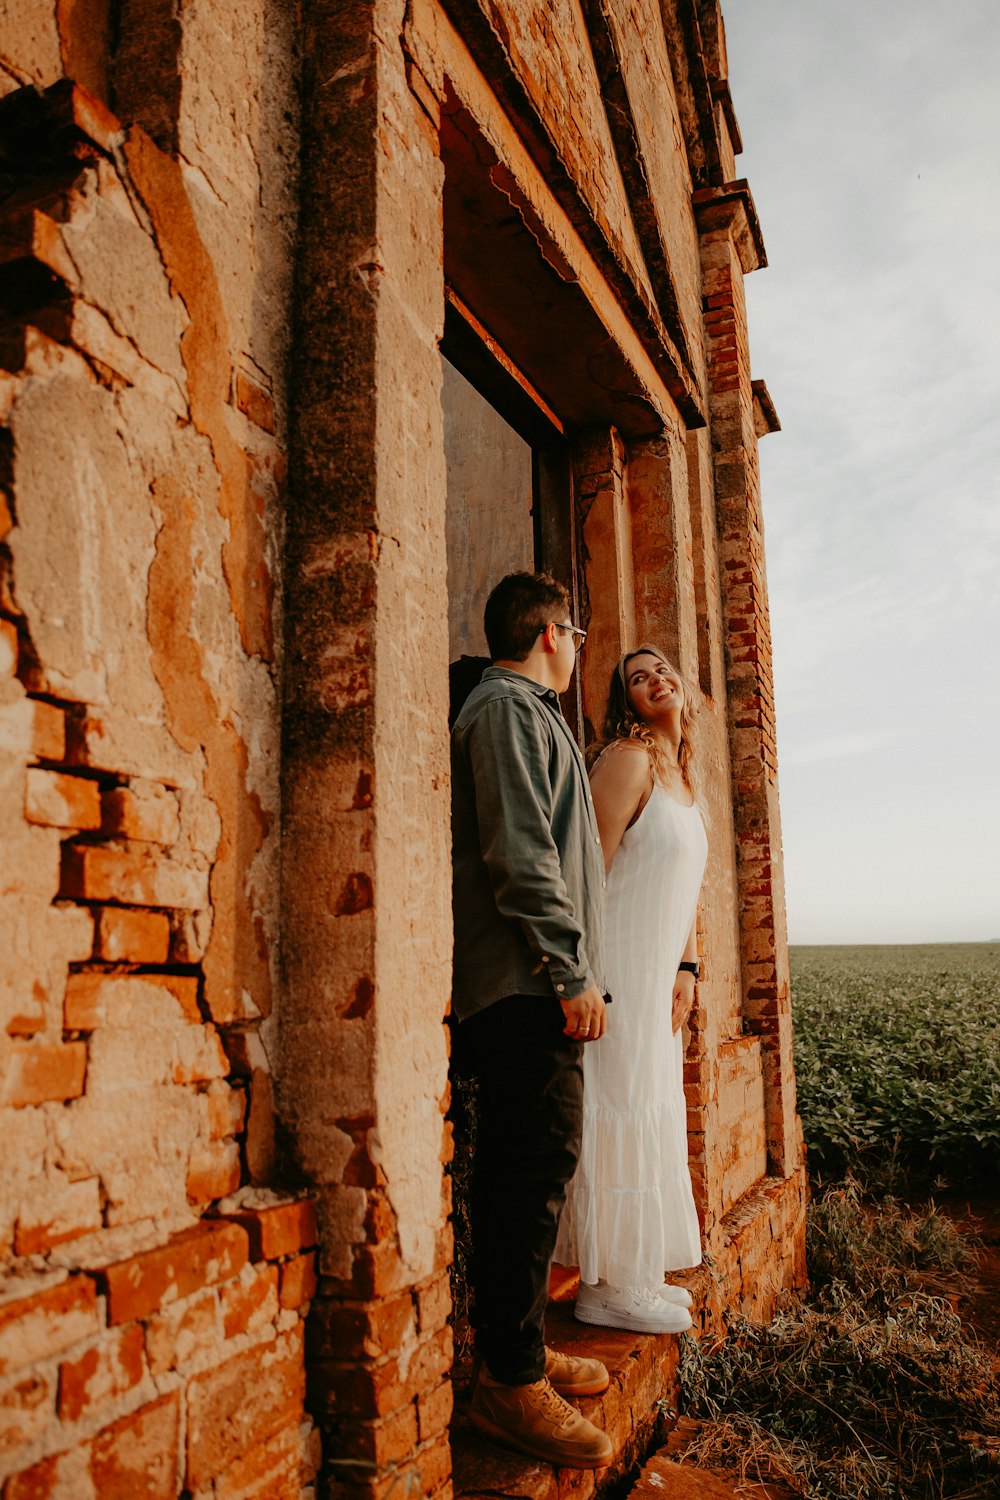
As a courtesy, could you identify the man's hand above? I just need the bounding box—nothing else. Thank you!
[671,971,696,1033]
[560,986,607,1042]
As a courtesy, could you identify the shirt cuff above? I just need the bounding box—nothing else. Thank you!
[544,959,596,999]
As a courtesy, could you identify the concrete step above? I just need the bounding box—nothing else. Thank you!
[451,1298,682,1498]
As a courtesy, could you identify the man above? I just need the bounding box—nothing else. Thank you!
[451,571,613,1468]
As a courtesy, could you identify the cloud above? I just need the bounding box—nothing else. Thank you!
[723,0,1000,940]
[780,729,898,767]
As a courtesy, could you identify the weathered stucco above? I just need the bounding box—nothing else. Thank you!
[0,0,318,1491]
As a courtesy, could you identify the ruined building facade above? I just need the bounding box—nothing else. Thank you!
[0,1,804,1494]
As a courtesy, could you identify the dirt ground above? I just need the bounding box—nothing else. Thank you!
[940,1193,1000,1359]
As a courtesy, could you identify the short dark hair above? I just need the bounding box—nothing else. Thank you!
[484,571,572,661]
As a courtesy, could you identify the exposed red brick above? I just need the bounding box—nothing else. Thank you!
[2,1040,87,1107]
[28,699,67,762]
[5,1006,44,1039]
[339,1240,407,1301]
[100,1220,248,1326]
[186,1140,242,1206]
[3,1447,87,1500]
[213,1421,306,1499]
[185,1328,305,1490]
[417,1378,453,1443]
[278,1252,317,1310]
[413,1430,451,1496]
[217,1197,317,1262]
[0,617,17,675]
[433,1221,454,1276]
[338,975,374,1019]
[310,1326,452,1420]
[93,907,171,964]
[234,370,277,434]
[61,842,208,910]
[219,1263,279,1339]
[24,768,101,829]
[335,1401,419,1466]
[308,1290,414,1362]
[171,1024,229,1084]
[89,1391,180,1498]
[415,1272,450,1335]
[63,970,201,1028]
[334,871,373,916]
[0,1371,53,1467]
[144,1288,220,1376]
[101,783,180,846]
[58,1323,145,1422]
[13,1178,102,1255]
[0,1278,98,1378]
[243,1068,277,1184]
[205,1080,247,1140]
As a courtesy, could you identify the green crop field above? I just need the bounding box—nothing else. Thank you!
[789,942,1000,1183]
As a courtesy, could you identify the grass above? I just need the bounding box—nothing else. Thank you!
[676,942,1000,1498]
[678,1180,999,1498]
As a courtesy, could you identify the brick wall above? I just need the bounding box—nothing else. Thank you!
[0,0,318,1487]
[695,180,800,1176]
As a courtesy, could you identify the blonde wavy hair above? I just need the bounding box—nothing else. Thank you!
[589,645,698,795]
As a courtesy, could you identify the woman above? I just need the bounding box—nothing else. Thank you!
[555,646,707,1334]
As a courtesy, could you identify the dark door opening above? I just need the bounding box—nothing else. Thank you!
[442,290,581,737]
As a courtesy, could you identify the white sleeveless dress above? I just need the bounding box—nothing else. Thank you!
[556,782,707,1289]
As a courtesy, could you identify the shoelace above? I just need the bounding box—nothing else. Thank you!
[533,1379,578,1425]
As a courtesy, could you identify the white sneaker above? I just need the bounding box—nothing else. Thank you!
[575,1281,693,1335]
[658,1283,693,1310]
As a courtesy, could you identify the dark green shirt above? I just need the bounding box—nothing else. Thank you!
[451,666,606,1020]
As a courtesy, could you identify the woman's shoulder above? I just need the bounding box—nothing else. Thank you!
[594,737,651,763]
[589,737,652,785]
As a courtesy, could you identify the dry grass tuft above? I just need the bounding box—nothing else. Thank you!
[677,1182,1000,1499]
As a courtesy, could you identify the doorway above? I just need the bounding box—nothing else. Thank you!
[442,290,581,735]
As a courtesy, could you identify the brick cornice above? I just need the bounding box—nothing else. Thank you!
[579,0,695,376]
[693,179,767,273]
[752,379,781,437]
[435,0,705,427]
[710,77,743,155]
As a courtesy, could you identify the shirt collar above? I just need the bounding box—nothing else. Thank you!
[482,665,557,699]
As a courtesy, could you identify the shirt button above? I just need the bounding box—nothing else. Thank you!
[602,880,607,889]
[556,983,565,992]
[595,836,601,844]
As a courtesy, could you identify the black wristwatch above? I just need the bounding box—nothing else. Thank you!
[677,961,700,980]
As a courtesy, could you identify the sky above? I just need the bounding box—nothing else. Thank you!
[719,1,1000,944]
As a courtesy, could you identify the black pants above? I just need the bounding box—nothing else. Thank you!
[455,994,584,1385]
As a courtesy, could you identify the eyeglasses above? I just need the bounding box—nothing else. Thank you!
[540,621,587,653]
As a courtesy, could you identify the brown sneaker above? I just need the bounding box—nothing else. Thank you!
[544,1345,610,1397]
[469,1370,614,1468]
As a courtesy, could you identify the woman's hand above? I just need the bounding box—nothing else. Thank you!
[671,970,696,1033]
